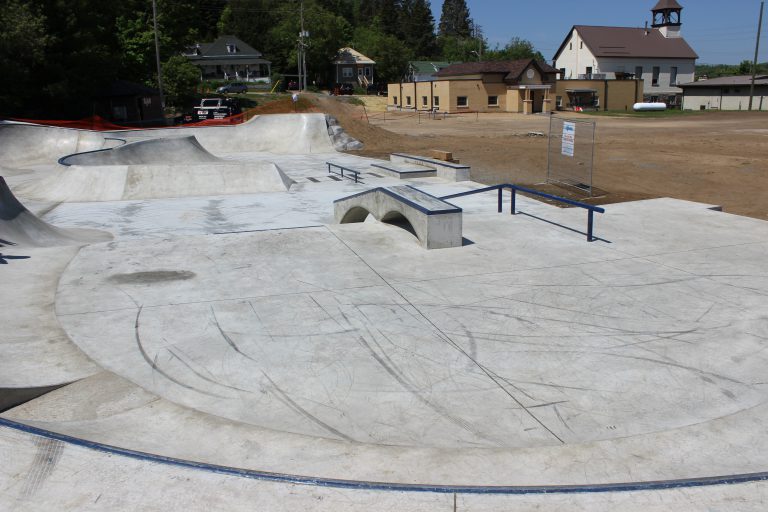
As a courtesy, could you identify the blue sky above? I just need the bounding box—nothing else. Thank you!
[428,0,766,64]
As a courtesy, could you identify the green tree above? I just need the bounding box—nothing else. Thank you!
[438,0,471,37]
[400,0,437,58]
[353,25,411,83]
[0,0,53,115]
[162,55,201,108]
[485,37,545,62]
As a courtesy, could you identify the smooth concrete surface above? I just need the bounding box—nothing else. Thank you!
[15,162,293,202]
[59,136,220,166]
[0,123,109,167]
[334,186,463,248]
[2,116,768,510]
[0,177,112,247]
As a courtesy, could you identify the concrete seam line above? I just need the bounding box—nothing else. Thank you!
[1,419,768,494]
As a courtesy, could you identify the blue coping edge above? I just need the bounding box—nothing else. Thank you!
[333,187,462,216]
[57,138,127,166]
[2,417,767,495]
[391,153,471,170]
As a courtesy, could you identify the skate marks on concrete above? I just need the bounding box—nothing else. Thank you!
[53,223,768,454]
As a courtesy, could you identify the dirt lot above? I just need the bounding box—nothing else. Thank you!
[309,94,768,220]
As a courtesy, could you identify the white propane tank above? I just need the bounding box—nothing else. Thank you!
[633,102,667,112]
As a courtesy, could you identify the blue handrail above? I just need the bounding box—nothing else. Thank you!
[327,162,361,183]
[440,184,605,242]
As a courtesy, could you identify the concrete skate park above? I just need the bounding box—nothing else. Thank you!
[1,113,768,511]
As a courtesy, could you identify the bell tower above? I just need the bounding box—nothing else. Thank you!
[651,0,683,38]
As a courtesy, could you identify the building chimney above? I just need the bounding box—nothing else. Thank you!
[644,21,649,35]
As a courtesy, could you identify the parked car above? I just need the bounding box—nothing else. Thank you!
[216,82,248,94]
[192,98,242,121]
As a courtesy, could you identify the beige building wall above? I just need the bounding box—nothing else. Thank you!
[553,80,643,111]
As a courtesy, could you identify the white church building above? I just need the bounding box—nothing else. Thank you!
[553,0,698,104]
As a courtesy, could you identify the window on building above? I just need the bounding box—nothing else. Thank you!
[393,96,398,105]
[580,41,583,49]
[434,96,440,106]
[652,66,660,86]
[422,96,428,106]
[226,44,237,53]
[358,68,363,76]
[586,66,593,78]
[670,66,678,85]
[342,67,353,78]
[365,67,371,76]
[569,42,572,50]
[488,95,499,107]
[556,96,563,108]
[559,68,566,79]
[406,96,412,106]
[635,66,643,79]
[457,96,468,108]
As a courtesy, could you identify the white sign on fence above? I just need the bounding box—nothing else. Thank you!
[561,121,576,157]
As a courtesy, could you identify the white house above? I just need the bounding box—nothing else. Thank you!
[553,0,698,104]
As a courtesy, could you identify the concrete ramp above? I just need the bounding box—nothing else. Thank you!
[335,186,463,249]
[115,114,337,154]
[0,177,112,247]
[60,136,220,166]
[14,162,294,202]
[0,122,114,167]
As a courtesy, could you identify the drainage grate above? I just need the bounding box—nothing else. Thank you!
[328,176,342,181]
[307,177,320,183]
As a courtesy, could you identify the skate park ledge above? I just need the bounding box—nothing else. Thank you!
[334,185,463,249]
[390,153,471,181]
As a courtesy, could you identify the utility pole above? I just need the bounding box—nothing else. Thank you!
[299,1,309,91]
[749,0,764,111]
[152,0,165,109]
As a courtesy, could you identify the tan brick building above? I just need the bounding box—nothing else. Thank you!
[387,59,559,115]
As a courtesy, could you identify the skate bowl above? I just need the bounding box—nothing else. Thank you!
[59,136,221,166]
[0,176,111,247]
[0,122,118,167]
[14,162,294,202]
[114,114,337,155]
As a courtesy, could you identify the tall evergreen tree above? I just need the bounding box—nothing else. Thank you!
[438,0,471,37]
[400,0,437,58]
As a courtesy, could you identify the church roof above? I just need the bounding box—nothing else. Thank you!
[652,0,683,10]
[554,25,698,61]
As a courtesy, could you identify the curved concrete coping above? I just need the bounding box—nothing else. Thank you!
[334,185,462,249]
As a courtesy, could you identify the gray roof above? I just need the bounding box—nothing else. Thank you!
[679,75,768,88]
[185,35,269,63]
[555,25,698,60]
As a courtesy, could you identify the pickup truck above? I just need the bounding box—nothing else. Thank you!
[192,98,242,121]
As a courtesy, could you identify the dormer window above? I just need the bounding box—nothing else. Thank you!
[226,44,237,53]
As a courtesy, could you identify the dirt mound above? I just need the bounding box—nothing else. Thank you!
[247,97,317,115]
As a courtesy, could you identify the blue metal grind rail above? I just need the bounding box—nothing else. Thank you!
[327,162,361,183]
[440,184,605,242]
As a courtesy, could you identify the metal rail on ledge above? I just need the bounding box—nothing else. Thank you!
[440,184,606,242]
[327,162,361,183]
